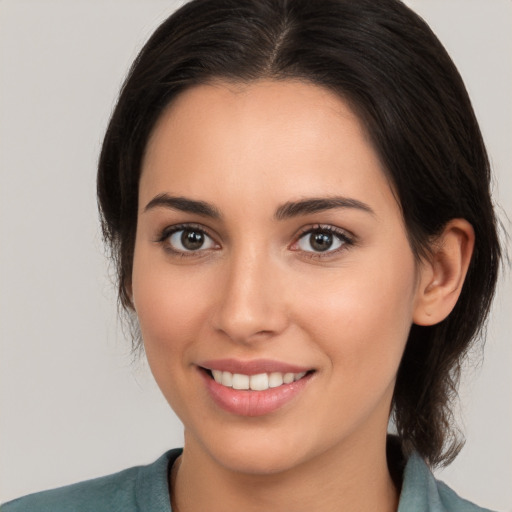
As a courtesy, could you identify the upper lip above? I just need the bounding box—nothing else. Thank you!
[199,358,312,375]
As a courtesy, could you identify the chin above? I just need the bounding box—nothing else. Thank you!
[184,421,332,477]
[211,443,308,476]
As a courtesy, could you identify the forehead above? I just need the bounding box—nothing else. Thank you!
[140,80,395,216]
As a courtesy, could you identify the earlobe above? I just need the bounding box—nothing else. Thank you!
[413,219,475,326]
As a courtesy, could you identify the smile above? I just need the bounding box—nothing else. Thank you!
[210,370,308,391]
[198,361,315,416]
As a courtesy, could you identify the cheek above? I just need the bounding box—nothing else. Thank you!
[131,252,213,358]
[292,253,417,378]
[130,252,218,419]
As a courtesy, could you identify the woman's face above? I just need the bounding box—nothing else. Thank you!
[132,80,424,474]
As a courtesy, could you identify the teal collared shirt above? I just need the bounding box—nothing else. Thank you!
[1,448,495,512]
[398,453,494,512]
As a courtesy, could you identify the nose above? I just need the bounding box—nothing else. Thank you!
[211,247,289,345]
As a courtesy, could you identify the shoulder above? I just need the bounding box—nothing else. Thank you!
[0,449,181,512]
[398,452,496,512]
[1,467,140,512]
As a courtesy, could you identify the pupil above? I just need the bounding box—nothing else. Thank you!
[311,232,333,251]
[182,230,204,250]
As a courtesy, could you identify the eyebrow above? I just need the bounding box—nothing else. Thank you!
[143,193,374,220]
[274,197,375,220]
[144,193,221,219]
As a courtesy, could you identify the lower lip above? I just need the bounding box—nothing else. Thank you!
[200,370,313,417]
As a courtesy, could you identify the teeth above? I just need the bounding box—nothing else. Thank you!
[283,372,295,384]
[268,372,284,388]
[249,373,269,391]
[210,370,308,391]
[221,371,233,387]
[232,373,250,390]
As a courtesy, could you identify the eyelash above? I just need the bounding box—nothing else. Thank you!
[291,224,355,259]
[155,223,218,258]
[155,223,355,259]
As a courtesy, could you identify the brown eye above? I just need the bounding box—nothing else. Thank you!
[296,228,347,253]
[181,230,205,250]
[168,228,216,252]
[309,232,334,252]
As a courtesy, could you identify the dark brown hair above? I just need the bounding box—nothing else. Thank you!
[97,0,501,467]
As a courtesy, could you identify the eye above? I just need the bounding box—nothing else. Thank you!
[161,226,218,253]
[294,226,352,254]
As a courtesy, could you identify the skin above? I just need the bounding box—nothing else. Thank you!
[131,80,474,512]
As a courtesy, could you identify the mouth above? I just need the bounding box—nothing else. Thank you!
[197,361,315,416]
[201,368,313,391]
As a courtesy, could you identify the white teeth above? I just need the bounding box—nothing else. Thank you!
[221,371,233,387]
[268,372,284,388]
[209,370,308,390]
[249,373,269,391]
[232,373,250,390]
[283,373,295,384]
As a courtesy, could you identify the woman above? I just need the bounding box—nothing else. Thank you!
[1,0,504,510]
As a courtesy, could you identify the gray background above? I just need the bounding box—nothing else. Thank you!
[1,0,510,509]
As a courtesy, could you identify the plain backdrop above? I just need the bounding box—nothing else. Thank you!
[0,0,511,509]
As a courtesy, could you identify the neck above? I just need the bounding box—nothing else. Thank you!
[171,431,399,512]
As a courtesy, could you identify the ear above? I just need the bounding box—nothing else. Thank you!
[413,219,475,326]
